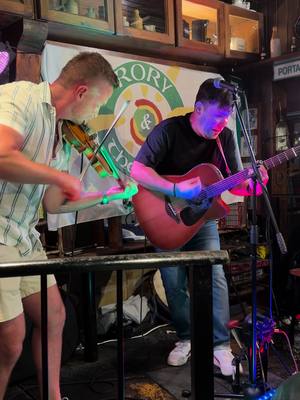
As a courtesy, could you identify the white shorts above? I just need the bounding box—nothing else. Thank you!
[0,245,56,322]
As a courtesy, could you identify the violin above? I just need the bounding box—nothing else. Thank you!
[43,101,138,214]
[61,120,120,180]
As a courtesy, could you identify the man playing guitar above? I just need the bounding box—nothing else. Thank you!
[131,78,268,376]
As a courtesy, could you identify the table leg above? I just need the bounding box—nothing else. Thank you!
[189,264,214,400]
[82,271,98,361]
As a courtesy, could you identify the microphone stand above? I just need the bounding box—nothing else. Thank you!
[215,86,287,400]
[233,88,287,397]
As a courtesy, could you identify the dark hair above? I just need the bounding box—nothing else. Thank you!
[195,78,233,108]
[58,52,119,89]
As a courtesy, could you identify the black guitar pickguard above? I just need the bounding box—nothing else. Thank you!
[180,198,212,226]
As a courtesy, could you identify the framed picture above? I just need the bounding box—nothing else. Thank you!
[240,135,257,157]
[242,108,258,131]
[248,108,258,130]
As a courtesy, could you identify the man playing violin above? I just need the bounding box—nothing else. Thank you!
[0,52,119,400]
[131,78,269,376]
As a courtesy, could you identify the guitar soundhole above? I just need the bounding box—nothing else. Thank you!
[180,198,212,226]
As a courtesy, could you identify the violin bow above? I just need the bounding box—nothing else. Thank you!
[79,100,130,182]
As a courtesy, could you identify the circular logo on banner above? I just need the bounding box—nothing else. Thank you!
[130,99,163,146]
[97,61,184,175]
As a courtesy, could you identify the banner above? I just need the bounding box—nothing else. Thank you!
[41,41,239,230]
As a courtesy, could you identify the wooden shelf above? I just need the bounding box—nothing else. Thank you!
[176,0,225,57]
[0,0,266,68]
[40,0,114,33]
[224,3,263,60]
[115,0,175,45]
[233,49,300,74]
[0,0,34,17]
[229,285,265,297]
[45,19,222,68]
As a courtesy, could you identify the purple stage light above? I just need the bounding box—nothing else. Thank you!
[0,50,9,74]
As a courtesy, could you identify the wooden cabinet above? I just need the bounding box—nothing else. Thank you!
[175,0,224,56]
[40,0,114,33]
[175,0,263,61]
[115,0,175,45]
[1,0,265,67]
[224,3,263,60]
[0,0,34,17]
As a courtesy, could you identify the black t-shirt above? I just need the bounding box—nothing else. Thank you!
[135,113,243,177]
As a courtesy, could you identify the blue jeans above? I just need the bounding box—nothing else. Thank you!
[159,220,230,348]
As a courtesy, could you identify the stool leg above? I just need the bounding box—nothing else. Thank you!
[117,269,125,400]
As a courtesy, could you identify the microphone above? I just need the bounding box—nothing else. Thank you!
[213,78,243,93]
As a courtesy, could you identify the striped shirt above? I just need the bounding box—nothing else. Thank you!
[0,81,67,256]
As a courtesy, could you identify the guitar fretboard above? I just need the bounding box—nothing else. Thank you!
[264,145,300,169]
[199,145,300,200]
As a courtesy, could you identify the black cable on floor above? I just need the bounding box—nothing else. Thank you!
[270,342,293,377]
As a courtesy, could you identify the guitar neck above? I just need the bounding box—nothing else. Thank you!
[264,145,300,170]
[202,168,252,199]
[202,145,300,200]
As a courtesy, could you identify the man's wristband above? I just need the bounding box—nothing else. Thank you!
[173,183,176,197]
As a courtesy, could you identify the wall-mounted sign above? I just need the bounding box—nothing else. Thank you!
[274,57,300,81]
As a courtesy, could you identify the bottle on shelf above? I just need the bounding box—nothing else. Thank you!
[260,46,266,60]
[291,36,297,53]
[270,26,281,58]
[275,103,289,152]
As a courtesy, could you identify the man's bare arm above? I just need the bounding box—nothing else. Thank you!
[0,124,82,200]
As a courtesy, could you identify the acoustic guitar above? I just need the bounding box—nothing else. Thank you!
[132,146,300,250]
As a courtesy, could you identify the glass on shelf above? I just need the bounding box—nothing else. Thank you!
[182,0,218,45]
[121,0,166,33]
[48,0,108,21]
[229,14,259,53]
[48,0,74,13]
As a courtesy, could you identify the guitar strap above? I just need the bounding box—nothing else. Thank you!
[216,136,231,176]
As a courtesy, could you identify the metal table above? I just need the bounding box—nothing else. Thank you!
[0,250,229,400]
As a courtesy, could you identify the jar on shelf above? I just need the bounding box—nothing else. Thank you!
[63,0,78,14]
[123,16,129,27]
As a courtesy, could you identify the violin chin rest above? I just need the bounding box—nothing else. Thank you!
[43,185,67,214]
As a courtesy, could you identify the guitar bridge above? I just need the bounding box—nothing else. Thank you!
[165,196,180,224]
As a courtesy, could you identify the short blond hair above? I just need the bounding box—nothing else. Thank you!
[58,52,119,89]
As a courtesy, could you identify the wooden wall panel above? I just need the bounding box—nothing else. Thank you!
[261,0,300,55]
[15,53,41,82]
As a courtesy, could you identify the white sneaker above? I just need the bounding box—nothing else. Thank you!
[167,340,191,366]
[214,349,243,377]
